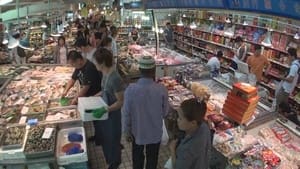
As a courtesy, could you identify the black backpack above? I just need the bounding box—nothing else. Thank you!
[17,46,26,58]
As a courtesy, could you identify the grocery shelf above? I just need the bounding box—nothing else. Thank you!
[268,59,290,69]
[244,39,288,54]
[258,81,275,91]
[192,28,236,39]
[193,37,233,50]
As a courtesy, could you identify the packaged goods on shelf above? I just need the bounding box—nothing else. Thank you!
[223,83,258,124]
[158,77,194,107]
[229,144,281,169]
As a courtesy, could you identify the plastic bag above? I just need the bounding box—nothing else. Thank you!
[161,120,169,146]
[164,157,173,169]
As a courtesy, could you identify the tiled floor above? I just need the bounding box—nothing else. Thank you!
[84,122,170,169]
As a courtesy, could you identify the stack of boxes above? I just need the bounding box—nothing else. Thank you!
[223,83,259,124]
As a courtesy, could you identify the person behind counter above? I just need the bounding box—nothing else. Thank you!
[278,102,300,126]
[230,36,248,70]
[93,48,125,169]
[164,22,174,49]
[129,27,139,43]
[169,98,211,169]
[62,50,102,105]
[206,51,222,78]
[246,44,270,82]
[54,36,68,64]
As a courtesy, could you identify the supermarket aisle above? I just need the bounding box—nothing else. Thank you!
[84,122,170,169]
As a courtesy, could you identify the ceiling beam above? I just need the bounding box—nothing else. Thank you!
[0,1,66,22]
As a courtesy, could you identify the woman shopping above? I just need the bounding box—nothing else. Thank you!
[169,98,212,169]
[93,48,125,169]
[54,36,68,64]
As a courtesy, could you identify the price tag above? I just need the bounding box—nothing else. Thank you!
[21,106,29,114]
[19,116,27,124]
[42,128,54,139]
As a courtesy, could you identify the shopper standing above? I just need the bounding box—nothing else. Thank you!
[101,37,113,50]
[11,33,26,64]
[62,50,102,105]
[75,38,97,64]
[164,22,174,49]
[230,36,248,69]
[275,47,299,108]
[123,55,169,169]
[93,48,124,169]
[169,98,211,169]
[246,44,270,82]
[54,36,68,64]
[110,26,119,59]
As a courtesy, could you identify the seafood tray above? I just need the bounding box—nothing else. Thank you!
[24,124,57,158]
[1,125,26,150]
[48,98,74,109]
[21,104,47,115]
[0,106,22,124]
[45,108,78,122]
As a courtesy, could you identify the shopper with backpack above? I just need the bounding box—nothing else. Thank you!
[275,47,300,110]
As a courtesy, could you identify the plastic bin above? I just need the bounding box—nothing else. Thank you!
[6,165,25,169]
[56,127,88,165]
[27,163,50,169]
[62,162,89,169]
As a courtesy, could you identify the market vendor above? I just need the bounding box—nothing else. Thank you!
[62,50,102,105]
[169,98,211,169]
[230,36,248,70]
[205,51,222,78]
[129,27,139,43]
[246,44,270,82]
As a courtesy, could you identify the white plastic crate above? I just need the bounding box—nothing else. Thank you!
[56,127,88,165]
[78,97,108,121]
[0,129,28,160]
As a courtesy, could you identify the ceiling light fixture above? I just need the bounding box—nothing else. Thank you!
[190,22,197,29]
[0,0,13,6]
[294,32,299,40]
[177,18,184,26]
[41,23,47,28]
[243,21,248,26]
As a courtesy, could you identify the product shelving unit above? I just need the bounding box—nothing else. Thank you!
[170,12,300,112]
[29,27,43,48]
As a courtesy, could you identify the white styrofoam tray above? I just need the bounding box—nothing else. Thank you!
[56,127,88,165]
